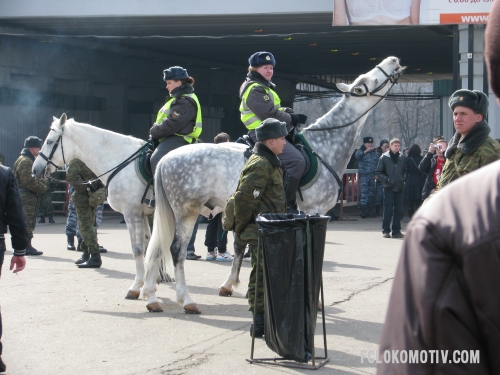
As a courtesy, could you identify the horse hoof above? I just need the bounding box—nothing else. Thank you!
[184,303,201,314]
[125,290,140,300]
[146,302,163,312]
[219,287,233,297]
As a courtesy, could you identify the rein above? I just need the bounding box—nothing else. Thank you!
[303,65,402,132]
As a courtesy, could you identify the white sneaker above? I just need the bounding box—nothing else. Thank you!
[206,252,216,261]
[216,251,233,262]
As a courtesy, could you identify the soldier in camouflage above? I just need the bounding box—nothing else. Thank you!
[230,118,287,338]
[37,180,55,224]
[355,136,379,218]
[67,158,105,268]
[13,136,47,255]
[431,90,500,198]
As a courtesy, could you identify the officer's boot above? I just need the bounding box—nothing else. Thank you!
[77,252,102,269]
[285,177,301,214]
[67,235,76,251]
[249,312,265,338]
[76,238,82,252]
[375,205,381,216]
[38,216,45,224]
[74,250,90,265]
[48,215,55,224]
[26,239,43,256]
[365,206,375,218]
[360,206,367,218]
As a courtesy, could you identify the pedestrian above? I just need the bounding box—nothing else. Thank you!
[419,136,447,200]
[150,66,202,174]
[0,164,28,373]
[430,89,500,198]
[485,0,500,106]
[377,159,500,375]
[355,136,379,218]
[374,139,389,216]
[239,51,305,213]
[13,136,47,255]
[225,118,287,337]
[403,144,425,219]
[67,158,106,268]
[205,132,233,262]
[375,138,406,239]
[37,179,55,224]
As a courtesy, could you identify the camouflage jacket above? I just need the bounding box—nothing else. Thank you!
[436,121,500,191]
[355,147,380,175]
[13,149,47,195]
[66,159,104,206]
[233,142,286,243]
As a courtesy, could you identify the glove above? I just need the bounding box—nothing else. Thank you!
[283,107,295,114]
[289,113,299,126]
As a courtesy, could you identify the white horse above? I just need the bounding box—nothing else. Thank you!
[141,56,404,313]
[32,117,155,299]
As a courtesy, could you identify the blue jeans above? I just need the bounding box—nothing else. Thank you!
[382,190,403,234]
[187,216,200,253]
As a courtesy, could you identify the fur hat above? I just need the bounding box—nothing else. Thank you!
[256,118,288,141]
[379,139,389,147]
[163,66,189,81]
[24,136,42,148]
[248,52,276,68]
[363,136,374,144]
[449,89,489,115]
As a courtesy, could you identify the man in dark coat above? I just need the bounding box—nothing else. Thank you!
[0,164,28,372]
[355,136,379,218]
[377,159,500,375]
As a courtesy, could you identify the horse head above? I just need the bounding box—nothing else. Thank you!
[336,56,404,98]
[32,113,70,178]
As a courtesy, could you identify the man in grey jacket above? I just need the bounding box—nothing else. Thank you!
[375,138,406,238]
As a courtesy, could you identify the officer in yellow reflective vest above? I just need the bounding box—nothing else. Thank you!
[239,52,305,213]
[150,66,202,173]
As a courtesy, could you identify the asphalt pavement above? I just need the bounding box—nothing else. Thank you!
[0,208,407,375]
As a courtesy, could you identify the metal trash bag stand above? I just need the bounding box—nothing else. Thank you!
[247,219,330,370]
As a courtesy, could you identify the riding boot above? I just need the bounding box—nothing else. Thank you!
[249,312,265,338]
[38,216,46,224]
[285,177,301,214]
[67,235,76,251]
[76,238,82,252]
[48,215,55,224]
[75,250,90,265]
[77,252,102,268]
[26,239,43,256]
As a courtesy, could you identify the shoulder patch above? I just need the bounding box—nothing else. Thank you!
[171,111,180,119]
[262,94,270,102]
[252,189,261,199]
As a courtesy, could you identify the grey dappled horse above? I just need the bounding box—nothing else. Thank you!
[142,56,404,314]
[32,116,155,299]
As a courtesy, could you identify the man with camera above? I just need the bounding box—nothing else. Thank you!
[419,136,447,200]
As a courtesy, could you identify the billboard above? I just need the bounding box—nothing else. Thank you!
[332,0,494,26]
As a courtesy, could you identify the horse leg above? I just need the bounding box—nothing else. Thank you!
[219,238,246,296]
[124,214,146,300]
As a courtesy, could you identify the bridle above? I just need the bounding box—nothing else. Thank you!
[303,64,404,132]
[38,128,65,169]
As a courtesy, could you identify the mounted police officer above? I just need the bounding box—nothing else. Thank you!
[149,66,202,174]
[356,136,379,218]
[239,51,305,213]
[227,118,287,337]
[13,136,47,255]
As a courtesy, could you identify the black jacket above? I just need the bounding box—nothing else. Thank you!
[0,165,28,254]
[376,151,406,192]
[418,152,440,199]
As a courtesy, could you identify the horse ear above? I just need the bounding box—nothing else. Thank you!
[336,83,351,92]
[60,113,67,127]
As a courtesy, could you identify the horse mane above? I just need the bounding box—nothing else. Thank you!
[63,118,145,144]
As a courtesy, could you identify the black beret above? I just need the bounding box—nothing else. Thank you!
[24,136,42,148]
[363,136,374,144]
[248,52,276,68]
[256,118,288,141]
[163,66,189,81]
[449,89,489,115]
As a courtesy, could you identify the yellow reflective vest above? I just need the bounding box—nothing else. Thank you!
[239,82,283,130]
[154,93,202,143]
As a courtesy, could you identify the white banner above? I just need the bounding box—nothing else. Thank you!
[332,0,495,26]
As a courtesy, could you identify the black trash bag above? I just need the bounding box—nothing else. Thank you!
[256,213,329,363]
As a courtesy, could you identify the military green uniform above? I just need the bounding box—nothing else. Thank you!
[66,159,103,255]
[233,143,286,313]
[13,149,48,238]
[435,121,500,194]
[38,180,54,217]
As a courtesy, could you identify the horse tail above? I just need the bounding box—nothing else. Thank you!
[144,162,175,283]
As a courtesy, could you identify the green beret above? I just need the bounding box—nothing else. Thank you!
[449,89,489,115]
